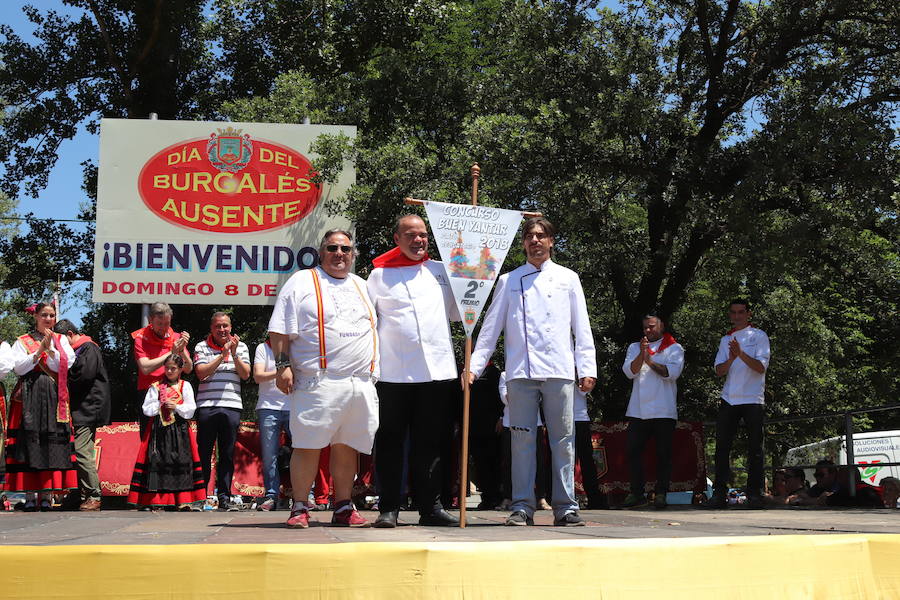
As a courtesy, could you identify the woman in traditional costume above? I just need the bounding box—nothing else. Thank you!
[128,354,205,510]
[4,302,77,511]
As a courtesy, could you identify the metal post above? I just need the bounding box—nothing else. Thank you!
[844,413,856,498]
[141,112,158,326]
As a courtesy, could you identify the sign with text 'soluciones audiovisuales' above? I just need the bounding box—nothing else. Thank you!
[92,119,355,305]
[423,201,523,337]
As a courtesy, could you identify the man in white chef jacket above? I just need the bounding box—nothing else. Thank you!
[366,214,461,528]
[708,298,771,509]
[620,314,684,509]
[467,217,597,526]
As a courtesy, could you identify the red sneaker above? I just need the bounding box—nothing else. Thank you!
[286,506,310,529]
[331,507,370,527]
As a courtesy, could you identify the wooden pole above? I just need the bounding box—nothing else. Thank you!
[457,164,481,528]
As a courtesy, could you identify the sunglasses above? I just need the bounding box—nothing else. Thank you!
[325,244,353,253]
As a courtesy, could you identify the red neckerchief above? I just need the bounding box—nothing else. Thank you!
[647,332,677,355]
[70,335,95,351]
[157,380,183,426]
[19,332,70,423]
[206,334,232,362]
[372,246,430,268]
[131,325,176,350]
[726,323,753,335]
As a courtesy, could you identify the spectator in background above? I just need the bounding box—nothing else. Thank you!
[709,299,771,510]
[193,312,250,511]
[880,477,900,509]
[573,389,606,509]
[53,319,111,511]
[620,314,684,510]
[132,302,192,428]
[767,467,806,506]
[253,335,290,512]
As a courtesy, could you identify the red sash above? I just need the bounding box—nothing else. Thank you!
[19,332,70,423]
[205,335,232,362]
[156,380,184,426]
[647,332,677,355]
[726,324,753,335]
[131,325,176,348]
[372,246,429,268]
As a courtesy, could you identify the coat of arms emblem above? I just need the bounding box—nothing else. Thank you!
[207,127,253,173]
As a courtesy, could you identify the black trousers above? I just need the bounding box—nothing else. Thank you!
[195,406,241,500]
[626,417,676,496]
[374,380,455,515]
[575,421,603,503]
[713,401,764,496]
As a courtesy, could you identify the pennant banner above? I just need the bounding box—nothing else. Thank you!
[423,201,523,337]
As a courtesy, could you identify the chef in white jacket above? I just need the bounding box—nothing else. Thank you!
[366,214,461,528]
[468,217,596,527]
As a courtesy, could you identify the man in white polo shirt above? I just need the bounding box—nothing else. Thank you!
[620,314,684,509]
[468,217,597,527]
[367,214,460,528]
[269,230,379,529]
[193,312,250,511]
[708,299,771,509]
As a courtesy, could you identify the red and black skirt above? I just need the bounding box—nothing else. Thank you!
[127,414,205,507]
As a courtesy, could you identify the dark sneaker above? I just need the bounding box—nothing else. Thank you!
[332,507,370,527]
[653,494,668,509]
[707,493,727,509]
[504,510,534,526]
[419,509,459,527]
[553,511,586,526]
[621,493,648,508]
[257,497,276,512]
[374,510,399,528]
[286,506,310,529]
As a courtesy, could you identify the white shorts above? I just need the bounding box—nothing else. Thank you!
[289,372,379,454]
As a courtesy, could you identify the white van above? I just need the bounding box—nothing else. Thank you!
[784,430,900,486]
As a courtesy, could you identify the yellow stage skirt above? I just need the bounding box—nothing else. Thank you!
[3,534,899,599]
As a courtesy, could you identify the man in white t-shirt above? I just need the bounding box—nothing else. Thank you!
[253,335,290,511]
[366,214,460,528]
[268,230,379,529]
[708,299,771,509]
[193,312,250,511]
[620,314,685,509]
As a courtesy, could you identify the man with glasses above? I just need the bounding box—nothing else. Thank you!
[268,230,380,529]
[708,299,771,509]
[366,215,461,528]
[467,217,597,526]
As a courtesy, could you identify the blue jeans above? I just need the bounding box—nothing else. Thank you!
[257,409,291,499]
[506,378,578,519]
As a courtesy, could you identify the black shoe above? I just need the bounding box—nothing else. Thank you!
[374,510,399,528]
[707,493,727,509]
[553,511,586,526]
[620,493,648,509]
[504,510,534,526]
[419,509,459,527]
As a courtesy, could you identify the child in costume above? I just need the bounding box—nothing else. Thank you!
[128,354,205,510]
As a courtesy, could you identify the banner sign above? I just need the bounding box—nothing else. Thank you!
[423,201,522,336]
[92,119,356,305]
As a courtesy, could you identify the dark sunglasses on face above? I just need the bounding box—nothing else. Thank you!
[325,244,353,253]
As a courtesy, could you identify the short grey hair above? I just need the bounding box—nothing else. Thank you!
[149,302,173,318]
[210,311,231,324]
